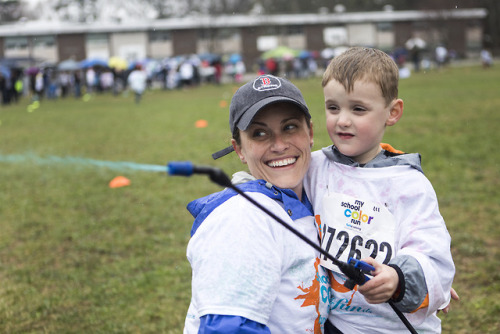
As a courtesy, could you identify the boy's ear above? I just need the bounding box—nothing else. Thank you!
[386,99,403,126]
[231,139,247,164]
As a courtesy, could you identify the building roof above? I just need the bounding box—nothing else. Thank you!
[0,8,487,37]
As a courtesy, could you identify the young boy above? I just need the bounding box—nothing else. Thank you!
[304,47,455,333]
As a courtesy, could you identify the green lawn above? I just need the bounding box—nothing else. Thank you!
[0,65,499,333]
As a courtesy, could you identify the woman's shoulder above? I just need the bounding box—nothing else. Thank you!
[193,189,285,228]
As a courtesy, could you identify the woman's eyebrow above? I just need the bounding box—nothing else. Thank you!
[281,116,300,124]
[249,116,300,127]
[249,120,267,127]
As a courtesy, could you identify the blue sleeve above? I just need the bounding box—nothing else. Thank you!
[199,314,271,334]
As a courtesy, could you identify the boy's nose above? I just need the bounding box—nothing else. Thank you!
[337,112,351,127]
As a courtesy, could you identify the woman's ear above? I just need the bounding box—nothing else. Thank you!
[386,99,404,126]
[231,139,246,164]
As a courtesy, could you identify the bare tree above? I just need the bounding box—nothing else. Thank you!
[0,0,23,22]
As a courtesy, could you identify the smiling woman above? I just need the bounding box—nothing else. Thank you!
[232,101,313,200]
[183,75,329,333]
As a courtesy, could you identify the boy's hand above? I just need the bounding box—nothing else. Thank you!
[438,287,460,314]
[357,257,399,304]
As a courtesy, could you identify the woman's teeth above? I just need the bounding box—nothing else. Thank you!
[268,158,297,167]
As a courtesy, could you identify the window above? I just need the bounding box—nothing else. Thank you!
[150,30,171,42]
[377,22,393,32]
[286,25,303,35]
[86,33,108,45]
[33,36,55,47]
[5,37,28,50]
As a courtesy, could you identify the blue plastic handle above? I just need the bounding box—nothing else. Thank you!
[348,257,375,275]
[167,161,194,176]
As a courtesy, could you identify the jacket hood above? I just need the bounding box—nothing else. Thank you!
[322,145,423,173]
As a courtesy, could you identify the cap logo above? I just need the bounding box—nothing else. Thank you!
[253,75,281,91]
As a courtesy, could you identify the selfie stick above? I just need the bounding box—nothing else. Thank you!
[167,161,417,334]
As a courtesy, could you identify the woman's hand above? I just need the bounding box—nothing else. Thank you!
[356,257,399,304]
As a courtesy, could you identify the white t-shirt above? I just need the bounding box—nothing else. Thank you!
[184,191,330,333]
[304,150,455,334]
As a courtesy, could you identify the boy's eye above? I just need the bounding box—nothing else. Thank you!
[353,106,367,112]
[326,104,340,113]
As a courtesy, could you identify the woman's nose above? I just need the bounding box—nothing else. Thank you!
[271,134,289,151]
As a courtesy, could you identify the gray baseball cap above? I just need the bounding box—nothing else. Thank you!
[212,75,311,159]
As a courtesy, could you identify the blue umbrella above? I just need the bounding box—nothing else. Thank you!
[299,50,312,59]
[79,58,108,68]
[0,65,11,79]
[228,53,242,64]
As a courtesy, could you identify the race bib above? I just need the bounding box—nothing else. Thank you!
[319,193,396,274]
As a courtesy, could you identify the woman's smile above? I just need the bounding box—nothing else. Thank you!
[266,157,298,168]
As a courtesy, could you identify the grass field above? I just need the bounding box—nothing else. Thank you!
[0,64,499,333]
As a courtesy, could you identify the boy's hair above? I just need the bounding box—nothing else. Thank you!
[322,47,399,106]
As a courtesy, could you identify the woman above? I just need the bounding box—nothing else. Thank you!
[184,75,330,333]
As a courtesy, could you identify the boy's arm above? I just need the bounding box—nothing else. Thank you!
[356,255,427,313]
[357,256,455,314]
[388,173,455,316]
[396,188,455,315]
[388,255,428,312]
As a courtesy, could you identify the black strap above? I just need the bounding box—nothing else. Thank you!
[211,145,234,160]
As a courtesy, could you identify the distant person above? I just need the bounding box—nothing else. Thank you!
[435,45,448,69]
[179,61,194,88]
[85,68,96,94]
[34,72,45,100]
[214,60,222,85]
[265,58,278,76]
[0,73,7,105]
[127,65,147,104]
[58,71,71,98]
[405,34,426,72]
[12,70,23,103]
[307,57,318,78]
[73,71,82,98]
[307,47,455,333]
[234,60,246,83]
[480,48,493,68]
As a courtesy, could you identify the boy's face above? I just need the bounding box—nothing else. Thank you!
[323,78,401,164]
[232,102,313,199]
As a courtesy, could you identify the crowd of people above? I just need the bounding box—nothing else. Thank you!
[0,50,336,108]
[0,54,249,107]
[0,43,494,108]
